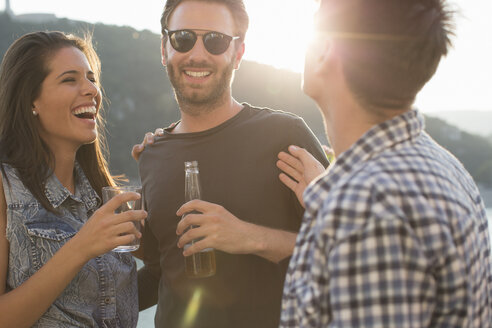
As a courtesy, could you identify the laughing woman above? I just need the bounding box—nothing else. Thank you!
[0,31,146,327]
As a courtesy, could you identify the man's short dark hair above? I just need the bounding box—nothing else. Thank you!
[161,0,249,41]
[318,0,454,110]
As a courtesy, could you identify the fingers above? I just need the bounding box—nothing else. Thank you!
[277,145,320,176]
[276,157,302,182]
[181,238,209,256]
[102,191,142,213]
[322,145,333,155]
[114,233,139,248]
[144,132,155,145]
[154,128,164,136]
[288,145,317,166]
[131,144,144,161]
[278,172,299,192]
[176,199,214,217]
[288,145,326,181]
[80,207,144,258]
[176,211,207,235]
[131,132,154,161]
[322,145,335,163]
[131,129,164,161]
[278,150,303,170]
[144,129,164,145]
[108,215,143,251]
[114,209,148,225]
[114,220,142,238]
[177,224,207,249]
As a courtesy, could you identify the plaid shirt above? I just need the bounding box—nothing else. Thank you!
[280,110,492,327]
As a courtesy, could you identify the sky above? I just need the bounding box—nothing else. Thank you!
[2,0,491,113]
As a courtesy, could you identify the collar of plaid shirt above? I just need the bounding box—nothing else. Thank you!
[304,109,422,214]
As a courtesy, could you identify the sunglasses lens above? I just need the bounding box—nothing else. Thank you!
[203,32,231,55]
[170,30,196,53]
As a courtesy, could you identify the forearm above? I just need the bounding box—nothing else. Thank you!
[0,238,88,328]
[177,201,299,262]
[246,223,297,263]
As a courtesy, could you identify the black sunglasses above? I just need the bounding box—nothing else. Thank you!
[164,29,240,55]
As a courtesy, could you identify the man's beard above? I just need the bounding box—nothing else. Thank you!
[167,59,235,116]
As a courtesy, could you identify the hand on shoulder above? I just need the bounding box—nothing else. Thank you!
[131,128,164,161]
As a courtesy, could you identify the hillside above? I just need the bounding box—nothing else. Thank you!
[430,110,492,138]
[1,13,492,187]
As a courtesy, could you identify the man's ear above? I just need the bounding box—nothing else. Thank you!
[233,42,246,70]
[161,38,167,67]
[317,38,335,75]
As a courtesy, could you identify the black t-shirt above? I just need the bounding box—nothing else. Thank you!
[138,104,329,328]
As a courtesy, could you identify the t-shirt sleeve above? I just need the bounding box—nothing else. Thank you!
[290,116,330,168]
[281,115,329,218]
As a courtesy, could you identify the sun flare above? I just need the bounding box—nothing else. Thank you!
[243,0,319,73]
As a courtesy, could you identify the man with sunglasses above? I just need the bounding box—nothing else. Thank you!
[277,0,492,327]
[134,1,328,327]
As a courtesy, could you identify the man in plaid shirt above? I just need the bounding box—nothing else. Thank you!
[276,0,492,327]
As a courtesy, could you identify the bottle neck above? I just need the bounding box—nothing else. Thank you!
[185,171,201,202]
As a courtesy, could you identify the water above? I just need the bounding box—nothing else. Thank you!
[138,305,156,327]
[136,208,492,327]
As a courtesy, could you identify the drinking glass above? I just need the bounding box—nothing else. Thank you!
[102,186,142,252]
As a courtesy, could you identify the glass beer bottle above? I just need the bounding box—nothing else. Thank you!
[183,161,216,278]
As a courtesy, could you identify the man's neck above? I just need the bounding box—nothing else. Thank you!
[173,97,243,133]
[320,92,408,158]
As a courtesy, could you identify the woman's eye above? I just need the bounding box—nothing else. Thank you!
[62,78,75,83]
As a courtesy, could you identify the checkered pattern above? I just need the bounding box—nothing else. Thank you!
[280,110,492,327]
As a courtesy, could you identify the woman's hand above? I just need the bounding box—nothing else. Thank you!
[131,128,164,161]
[71,192,147,261]
[277,145,328,208]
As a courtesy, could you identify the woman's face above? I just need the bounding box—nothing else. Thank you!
[33,46,101,153]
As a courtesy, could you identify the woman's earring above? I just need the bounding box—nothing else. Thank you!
[32,110,38,116]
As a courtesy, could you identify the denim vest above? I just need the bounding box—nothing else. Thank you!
[1,163,138,328]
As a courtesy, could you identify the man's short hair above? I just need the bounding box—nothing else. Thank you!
[318,0,454,110]
[161,0,249,41]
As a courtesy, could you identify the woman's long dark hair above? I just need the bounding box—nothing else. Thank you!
[0,31,115,211]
